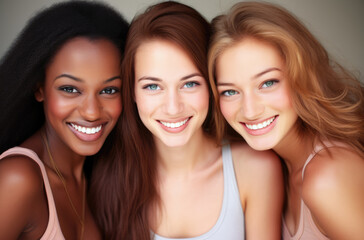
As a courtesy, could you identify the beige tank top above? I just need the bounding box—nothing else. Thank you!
[0,147,65,239]
[282,141,347,240]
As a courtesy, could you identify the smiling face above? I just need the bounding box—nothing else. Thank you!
[36,37,122,156]
[216,37,298,151]
[134,40,209,148]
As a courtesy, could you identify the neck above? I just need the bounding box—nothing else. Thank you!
[155,130,218,176]
[273,128,313,176]
[42,128,85,182]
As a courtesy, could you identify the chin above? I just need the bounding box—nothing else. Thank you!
[157,136,190,148]
[73,144,103,157]
[245,138,276,151]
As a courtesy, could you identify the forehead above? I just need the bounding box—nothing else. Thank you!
[45,37,121,82]
[216,37,284,79]
[50,37,120,66]
[134,39,200,80]
[135,39,191,65]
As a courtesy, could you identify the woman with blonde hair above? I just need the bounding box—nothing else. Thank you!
[208,2,364,240]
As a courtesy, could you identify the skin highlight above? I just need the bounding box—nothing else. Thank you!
[117,2,284,239]
[208,2,364,239]
[134,40,209,148]
[0,2,128,239]
[216,38,298,151]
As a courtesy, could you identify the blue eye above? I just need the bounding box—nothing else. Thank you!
[183,82,199,88]
[222,90,238,96]
[261,80,278,88]
[101,87,119,94]
[144,84,160,91]
[59,86,79,93]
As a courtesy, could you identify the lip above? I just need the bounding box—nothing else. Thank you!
[241,116,278,136]
[67,122,106,142]
[158,117,191,133]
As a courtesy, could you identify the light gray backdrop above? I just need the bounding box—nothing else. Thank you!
[0,0,363,81]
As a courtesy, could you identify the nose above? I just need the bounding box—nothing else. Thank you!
[241,92,264,120]
[79,94,102,121]
[163,89,183,115]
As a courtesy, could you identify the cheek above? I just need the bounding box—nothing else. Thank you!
[274,85,294,110]
[190,88,209,113]
[45,94,72,121]
[105,98,122,121]
[134,93,153,118]
[219,99,237,122]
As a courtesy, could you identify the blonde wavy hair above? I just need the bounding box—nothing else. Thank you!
[208,1,364,157]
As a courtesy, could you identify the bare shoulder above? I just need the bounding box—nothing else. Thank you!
[302,146,364,198]
[302,146,364,239]
[0,154,45,200]
[229,141,283,192]
[0,154,46,239]
[230,141,282,174]
[229,142,284,235]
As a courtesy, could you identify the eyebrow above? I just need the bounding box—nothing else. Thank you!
[181,73,203,80]
[217,67,281,87]
[217,82,235,87]
[137,76,162,82]
[254,67,281,79]
[54,74,121,83]
[137,73,202,82]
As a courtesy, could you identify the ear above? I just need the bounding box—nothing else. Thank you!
[34,85,45,102]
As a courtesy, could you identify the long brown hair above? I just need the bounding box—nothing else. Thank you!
[208,1,364,157]
[92,2,218,239]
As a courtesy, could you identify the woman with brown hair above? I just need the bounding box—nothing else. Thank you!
[208,2,364,239]
[91,1,283,239]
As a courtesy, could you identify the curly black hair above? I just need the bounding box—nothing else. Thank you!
[0,1,128,153]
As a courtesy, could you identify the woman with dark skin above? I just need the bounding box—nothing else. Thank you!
[0,1,128,239]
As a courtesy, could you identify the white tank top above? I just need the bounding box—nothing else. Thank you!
[153,143,245,240]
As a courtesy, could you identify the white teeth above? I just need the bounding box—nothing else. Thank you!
[70,123,102,134]
[160,118,189,129]
[246,116,275,130]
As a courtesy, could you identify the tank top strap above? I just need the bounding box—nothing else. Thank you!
[221,143,240,198]
[153,142,245,240]
[0,147,65,239]
[301,140,348,180]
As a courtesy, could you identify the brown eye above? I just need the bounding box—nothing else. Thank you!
[59,86,79,93]
[101,87,119,94]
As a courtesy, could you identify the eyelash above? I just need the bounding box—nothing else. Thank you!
[219,79,280,96]
[142,81,201,91]
[58,86,120,95]
[183,81,200,88]
[100,87,119,94]
[143,84,160,91]
[221,89,238,97]
[261,79,279,89]
[59,86,79,94]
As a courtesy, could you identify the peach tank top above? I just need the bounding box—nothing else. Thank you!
[0,147,65,240]
[282,142,345,240]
